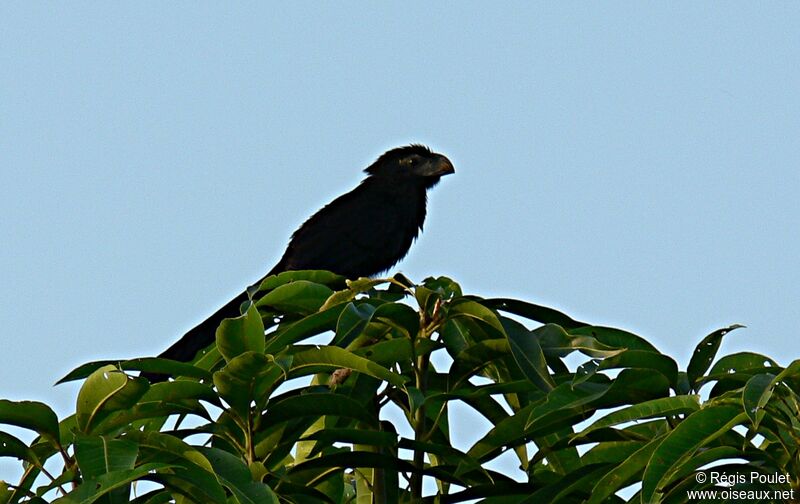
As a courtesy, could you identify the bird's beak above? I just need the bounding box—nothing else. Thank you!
[432,156,455,176]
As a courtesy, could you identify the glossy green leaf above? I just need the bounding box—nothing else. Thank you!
[75,365,148,433]
[217,303,265,361]
[262,393,378,428]
[661,446,743,499]
[569,326,659,353]
[128,431,227,502]
[772,358,800,382]
[256,280,334,314]
[448,339,510,386]
[504,318,555,391]
[52,463,177,504]
[686,324,745,391]
[319,288,357,311]
[214,352,281,413]
[74,435,138,480]
[586,436,663,504]
[572,359,600,386]
[422,276,462,299]
[481,298,586,329]
[467,384,603,463]
[58,359,211,384]
[255,270,345,292]
[707,351,779,376]
[263,304,346,353]
[347,277,392,292]
[0,400,60,447]
[448,300,506,338]
[289,346,406,386]
[537,324,625,358]
[333,302,374,347]
[743,373,775,428]
[640,405,746,503]
[0,431,38,464]
[575,395,700,440]
[197,447,279,504]
[597,350,679,387]
[371,301,420,338]
[300,428,397,453]
[353,338,413,367]
[139,380,219,405]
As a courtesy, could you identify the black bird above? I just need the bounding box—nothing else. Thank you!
[148,144,454,378]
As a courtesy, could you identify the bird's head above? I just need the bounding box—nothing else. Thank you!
[364,144,455,187]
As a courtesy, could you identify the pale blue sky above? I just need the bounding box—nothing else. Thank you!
[2,2,799,483]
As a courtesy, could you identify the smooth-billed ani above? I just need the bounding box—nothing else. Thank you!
[146,144,454,380]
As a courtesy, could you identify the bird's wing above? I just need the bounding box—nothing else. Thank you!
[274,183,421,278]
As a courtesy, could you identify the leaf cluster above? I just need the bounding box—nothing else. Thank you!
[1,272,798,503]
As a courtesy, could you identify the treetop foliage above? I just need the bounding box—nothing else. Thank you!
[1,272,798,503]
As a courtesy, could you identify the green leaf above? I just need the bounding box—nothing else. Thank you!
[441,317,495,355]
[333,302,375,347]
[572,360,600,386]
[262,393,378,428]
[448,300,507,339]
[214,352,282,414]
[256,280,334,314]
[347,277,392,292]
[75,365,149,434]
[217,303,265,361]
[524,464,611,503]
[574,395,701,441]
[263,304,346,354]
[413,285,440,315]
[57,359,211,384]
[686,324,745,391]
[74,435,138,480]
[742,373,775,428]
[289,346,406,387]
[140,380,219,406]
[52,464,177,504]
[422,276,462,299]
[0,431,38,464]
[448,339,510,386]
[503,318,555,391]
[660,446,743,500]
[353,339,414,367]
[586,436,663,504]
[300,428,398,456]
[481,298,586,329]
[467,384,603,463]
[569,326,659,353]
[537,324,625,358]
[640,405,746,503]
[597,350,679,388]
[197,447,279,504]
[580,440,642,465]
[288,450,422,479]
[255,270,345,292]
[319,289,357,311]
[0,400,60,447]
[127,431,227,502]
[371,301,420,338]
[598,368,672,408]
[707,352,779,376]
[772,358,800,382]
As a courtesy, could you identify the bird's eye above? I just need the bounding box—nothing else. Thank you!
[406,158,418,166]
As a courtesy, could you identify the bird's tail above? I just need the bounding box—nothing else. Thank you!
[142,289,251,382]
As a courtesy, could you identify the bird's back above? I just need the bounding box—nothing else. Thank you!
[270,177,428,279]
